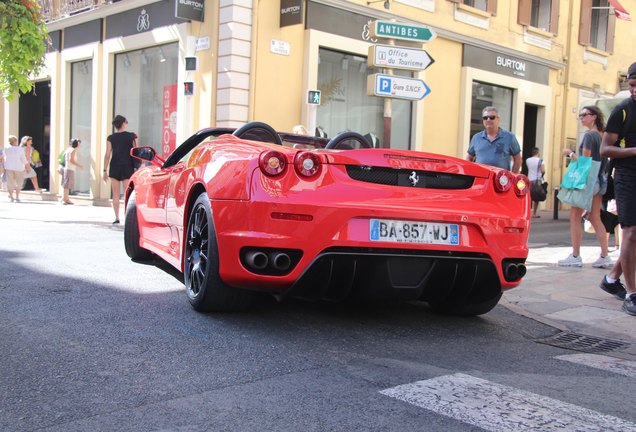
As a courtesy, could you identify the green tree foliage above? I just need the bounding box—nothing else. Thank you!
[0,0,48,101]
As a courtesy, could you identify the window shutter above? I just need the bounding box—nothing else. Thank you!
[607,14,616,53]
[579,0,592,46]
[487,0,497,15]
[550,0,560,34]
[518,0,531,26]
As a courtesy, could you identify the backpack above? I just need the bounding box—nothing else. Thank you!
[58,149,66,167]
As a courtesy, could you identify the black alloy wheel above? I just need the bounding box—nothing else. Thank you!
[184,192,253,312]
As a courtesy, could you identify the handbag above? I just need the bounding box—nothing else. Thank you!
[561,156,593,190]
[530,180,547,202]
[558,160,601,211]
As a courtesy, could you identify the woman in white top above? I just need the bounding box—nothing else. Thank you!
[3,135,28,202]
[61,138,84,205]
[525,147,545,218]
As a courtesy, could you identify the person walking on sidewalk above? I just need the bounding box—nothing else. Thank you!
[20,136,41,192]
[558,106,612,269]
[61,138,84,205]
[3,135,28,202]
[466,106,522,173]
[599,61,636,316]
[526,147,545,218]
[103,115,138,224]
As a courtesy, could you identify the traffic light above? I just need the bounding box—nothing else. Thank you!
[307,90,321,105]
[185,56,197,71]
[184,82,194,96]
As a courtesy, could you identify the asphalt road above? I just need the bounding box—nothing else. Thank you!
[1,201,635,431]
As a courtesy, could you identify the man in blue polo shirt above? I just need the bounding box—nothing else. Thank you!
[466,106,522,173]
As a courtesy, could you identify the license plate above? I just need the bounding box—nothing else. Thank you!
[369,219,460,245]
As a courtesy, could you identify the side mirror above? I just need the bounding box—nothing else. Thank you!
[131,146,156,161]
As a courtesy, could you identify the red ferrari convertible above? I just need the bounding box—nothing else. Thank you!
[125,122,530,315]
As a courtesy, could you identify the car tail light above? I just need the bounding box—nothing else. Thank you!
[259,150,287,176]
[513,174,529,197]
[493,170,513,192]
[294,152,321,178]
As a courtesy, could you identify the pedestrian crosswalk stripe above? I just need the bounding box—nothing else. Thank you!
[380,373,636,431]
[556,353,636,378]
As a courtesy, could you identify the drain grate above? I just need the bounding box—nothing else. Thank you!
[535,331,630,353]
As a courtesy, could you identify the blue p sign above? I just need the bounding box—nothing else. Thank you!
[379,77,391,94]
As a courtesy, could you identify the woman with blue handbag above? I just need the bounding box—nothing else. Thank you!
[558,106,611,268]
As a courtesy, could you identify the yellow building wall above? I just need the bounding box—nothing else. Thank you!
[251,3,306,131]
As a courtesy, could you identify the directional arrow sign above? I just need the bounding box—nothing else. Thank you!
[369,45,435,71]
[370,21,437,43]
[367,74,431,101]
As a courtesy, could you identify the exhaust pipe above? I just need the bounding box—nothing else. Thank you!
[269,252,292,272]
[245,251,268,271]
[503,263,518,281]
[516,264,527,279]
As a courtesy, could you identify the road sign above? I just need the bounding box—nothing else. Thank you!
[370,21,437,43]
[369,45,435,71]
[367,74,431,101]
[307,90,321,105]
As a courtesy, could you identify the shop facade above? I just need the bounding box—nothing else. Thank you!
[2,0,634,209]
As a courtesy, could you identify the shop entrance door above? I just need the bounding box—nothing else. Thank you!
[19,81,51,191]
[521,104,539,176]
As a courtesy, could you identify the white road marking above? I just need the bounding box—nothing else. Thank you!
[380,373,636,432]
[556,353,636,378]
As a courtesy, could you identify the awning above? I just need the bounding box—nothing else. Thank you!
[609,0,631,20]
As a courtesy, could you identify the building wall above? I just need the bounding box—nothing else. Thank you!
[2,0,635,209]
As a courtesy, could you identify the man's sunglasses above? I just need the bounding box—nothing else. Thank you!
[482,115,497,120]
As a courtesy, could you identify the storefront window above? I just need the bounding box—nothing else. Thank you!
[114,43,178,157]
[316,48,412,149]
[70,60,93,195]
[470,81,513,138]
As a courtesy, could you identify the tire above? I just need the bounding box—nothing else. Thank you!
[124,191,152,260]
[184,192,253,312]
[428,291,503,316]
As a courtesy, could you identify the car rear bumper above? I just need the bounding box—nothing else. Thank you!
[211,199,529,296]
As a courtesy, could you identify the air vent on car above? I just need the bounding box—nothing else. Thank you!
[345,166,474,189]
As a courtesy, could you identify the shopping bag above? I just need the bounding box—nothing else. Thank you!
[530,180,547,202]
[558,160,601,211]
[561,156,593,190]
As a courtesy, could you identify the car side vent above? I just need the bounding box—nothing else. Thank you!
[345,166,474,189]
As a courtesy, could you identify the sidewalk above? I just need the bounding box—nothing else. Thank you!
[1,197,633,346]
[502,209,634,346]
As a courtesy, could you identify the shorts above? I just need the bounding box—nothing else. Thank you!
[5,170,24,191]
[108,164,134,181]
[614,169,636,227]
[61,169,75,189]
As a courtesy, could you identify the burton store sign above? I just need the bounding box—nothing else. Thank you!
[175,0,204,22]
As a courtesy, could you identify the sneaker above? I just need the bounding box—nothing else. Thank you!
[609,249,621,258]
[558,254,583,267]
[599,276,627,300]
[623,293,636,316]
[592,255,613,269]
